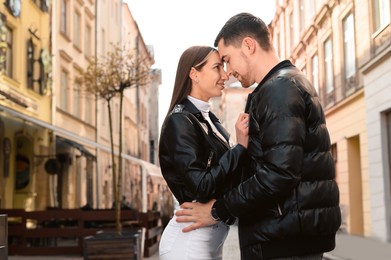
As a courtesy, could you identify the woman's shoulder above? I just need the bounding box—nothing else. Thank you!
[162,105,194,129]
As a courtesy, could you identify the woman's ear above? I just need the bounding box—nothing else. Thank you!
[189,67,198,82]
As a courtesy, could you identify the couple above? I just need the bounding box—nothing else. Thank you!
[158,13,341,260]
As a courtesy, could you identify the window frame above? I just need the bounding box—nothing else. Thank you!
[372,0,391,34]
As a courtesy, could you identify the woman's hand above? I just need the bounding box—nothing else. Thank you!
[235,112,249,148]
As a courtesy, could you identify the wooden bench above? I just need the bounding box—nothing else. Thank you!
[2,208,139,256]
[139,211,162,258]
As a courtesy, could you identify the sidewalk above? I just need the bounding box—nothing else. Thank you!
[324,232,391,260]
[8,228,391,259]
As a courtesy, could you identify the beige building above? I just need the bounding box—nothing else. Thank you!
[94,0,122,209]
[51,0,97,209]
[271,0,390,242]
[0,0,51,210]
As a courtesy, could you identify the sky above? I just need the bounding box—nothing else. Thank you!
[124,0,276,126]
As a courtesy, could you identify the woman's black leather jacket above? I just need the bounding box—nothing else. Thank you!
[158,99,246,207]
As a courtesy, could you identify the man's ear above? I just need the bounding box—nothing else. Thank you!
[242,37,256,54]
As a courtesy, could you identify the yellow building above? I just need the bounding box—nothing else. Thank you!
[271,0,391,242]
[0,0,51,210]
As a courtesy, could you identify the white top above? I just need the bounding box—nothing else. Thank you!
[187,96,228,144]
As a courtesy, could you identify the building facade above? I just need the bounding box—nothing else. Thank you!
[52,0,97,209]
[271,0,390,242]
[0,0,167,215]
[0,0,51,210]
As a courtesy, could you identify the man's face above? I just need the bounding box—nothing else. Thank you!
[217,39,252,88]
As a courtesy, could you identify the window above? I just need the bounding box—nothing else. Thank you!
[299,0,305,32]
[274,30,280,58]
[101,28,105,55]
[115,103,119,133]
[27,39,35,89]
[4,25,13,78]
[74,12,81,48]
[312,54,319,95]
[85,95,92,124]
[60,70,68,111]
[307,0,316,23]
[331,143,338,163]
[101,100,105,126]
[85,25,91,57]
[343,13,356,80]
[373,0,390,32]
[60,0,68,35]
[150,140,155,164]
[289,11,295,48]
[32,0,49,12]
[324,38,334,95]
[74,81,81,117]
[386,111,391,181]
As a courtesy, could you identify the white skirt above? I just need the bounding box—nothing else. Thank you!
[159,208,230,260]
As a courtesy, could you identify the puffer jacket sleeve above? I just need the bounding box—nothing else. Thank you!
[217,75,307,217]
[159,112,246,203]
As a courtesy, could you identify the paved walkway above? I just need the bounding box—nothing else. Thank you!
[8,227,391,259]
[324,232,391,260]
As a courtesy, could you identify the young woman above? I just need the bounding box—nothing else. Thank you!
[158,46,249,260]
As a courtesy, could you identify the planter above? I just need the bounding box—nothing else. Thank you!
[83,229,141,260]
[0,214,7,260]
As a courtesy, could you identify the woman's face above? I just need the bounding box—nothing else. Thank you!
[190,51,228,101]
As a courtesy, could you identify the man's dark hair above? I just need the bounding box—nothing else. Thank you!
[214,12,272,51]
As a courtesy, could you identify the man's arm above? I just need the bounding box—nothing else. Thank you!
[175,200,217,232]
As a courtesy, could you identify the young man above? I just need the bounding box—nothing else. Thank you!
[176,12,341,260]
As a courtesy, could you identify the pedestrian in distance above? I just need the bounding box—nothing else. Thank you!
[158,45,249,260]
[176,12,342,260]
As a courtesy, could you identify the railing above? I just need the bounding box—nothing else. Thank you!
[2,208,139,256]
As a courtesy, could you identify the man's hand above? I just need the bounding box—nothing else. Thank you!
[175,199,217,232]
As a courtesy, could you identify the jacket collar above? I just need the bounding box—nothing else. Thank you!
[181,99,221,124]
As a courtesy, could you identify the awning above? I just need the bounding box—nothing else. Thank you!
[56,136,96,160]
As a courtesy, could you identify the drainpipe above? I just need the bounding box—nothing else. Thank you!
[94,0,101,208]
[135,35,147,213]
[50,0,57,207]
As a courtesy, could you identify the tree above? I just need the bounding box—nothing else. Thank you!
[82,43,150,233]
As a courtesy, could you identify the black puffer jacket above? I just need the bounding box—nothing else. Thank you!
[159,99,246,208]
[214,61,341,259]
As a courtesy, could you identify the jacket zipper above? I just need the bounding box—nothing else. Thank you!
[277,203,283,215]
[206,151,214,169]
